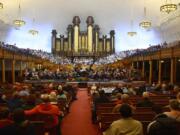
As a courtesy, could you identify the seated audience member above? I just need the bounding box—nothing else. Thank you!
[112,94,135,113]
[164,99,180,122]
[177,92,180,102]
[57,85,67,100]
[25,94,62,127]
[161,82,169,94]
[0,107,13,128]
[0,108,35,135]
[128,85,136,95]
[173,85,180,94]
[137,92,154,107]
[92,90,110,123]
[7,92,23,112]
[104,104,143,135]
[147,113,179,135]
[63,84,77,100]
[91,83,97,94]
[94,90,110,105]
[49,91,58,104]
[154,83,161,92]
[0,93,6,103]
[18,86,30,97]
[136,84,146,95]
[114,93,122,105]
[23,94,36,110]
[112,83,123,94]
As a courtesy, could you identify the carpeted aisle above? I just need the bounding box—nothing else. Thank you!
[61,88,99,135]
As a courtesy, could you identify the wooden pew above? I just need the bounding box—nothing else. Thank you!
[99,112,155,131]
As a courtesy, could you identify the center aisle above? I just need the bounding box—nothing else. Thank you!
[61,88,100,135]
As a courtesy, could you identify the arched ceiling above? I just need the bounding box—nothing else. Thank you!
[0,0,180,52]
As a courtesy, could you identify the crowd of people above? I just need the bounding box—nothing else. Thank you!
[90,82,180,135]
[0,82,78,135]
[1,40,180,65]
[24,66,135,81]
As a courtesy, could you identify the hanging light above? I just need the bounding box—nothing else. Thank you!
[0,2,3,9]
[28,18,39,36]
[160,0,177,14]
[127,32,137,36]
[13,19,26,27]
[139,7,152,29]
[13,2,26,27]
[127,20,137,37]
[29,29,38,35]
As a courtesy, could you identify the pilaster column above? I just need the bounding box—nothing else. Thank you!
[137,61,139,70]
[20,61,23,77]
[170,58,175,84]
[12,60,15,84]
[158,60,162,84]
[131,62,134,69]
[142,61,145,79]
[2,59,5,83]
[149,60,153,84]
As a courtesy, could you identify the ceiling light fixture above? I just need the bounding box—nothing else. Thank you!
[127,32,137,36]
[139,7,152,29]
[160,0,177,14]
[29,29,38,35]
[0,2,3,9]
[13,2,26,27]
[127,20,137,37]
[29,18,39,36]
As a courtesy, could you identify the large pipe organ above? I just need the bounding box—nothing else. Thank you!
[51,16,115,57]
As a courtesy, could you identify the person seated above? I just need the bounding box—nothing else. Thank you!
[128,85,136,95]
[23,94,36,110]
[90,84,97,95]
[7,92,23,112]
[112,94,135,113]
[177,92,180,102]
[94,90,110,105]
[154,83,161,92]
[173,85,180,95]
[161,82,169,94]
[0,93,6,103]
[147,113,179,135]
[92,90,110,123]
[49,91,58,104]
[0,107,14,128]
[25,94,62,128]
[0,108,36,135]
[57,85,67,100]
[164,99,180,122]
[137,92,154,107]
[113,93,122,105]
[104,104,143,135]
[112,83,123,94]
